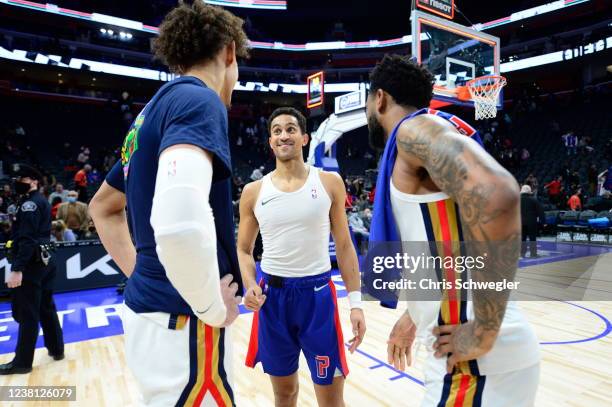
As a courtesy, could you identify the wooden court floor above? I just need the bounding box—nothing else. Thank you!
[1,255,611,406]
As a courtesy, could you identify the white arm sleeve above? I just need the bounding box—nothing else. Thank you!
[151,147,226,326]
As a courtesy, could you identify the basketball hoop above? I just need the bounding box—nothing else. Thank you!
[464,75,506,120]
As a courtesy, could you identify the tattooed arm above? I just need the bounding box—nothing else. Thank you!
[395,114,521,372]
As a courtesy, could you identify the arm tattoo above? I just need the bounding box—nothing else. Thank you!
[397,117,520,336]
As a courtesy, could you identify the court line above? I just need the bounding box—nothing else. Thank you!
[540,301,612,345]
[344,343,424,386]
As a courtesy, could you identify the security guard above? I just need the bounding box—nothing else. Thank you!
[0,164,64,375]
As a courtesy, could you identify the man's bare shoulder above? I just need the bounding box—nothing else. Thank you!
[240,180,264,209]
[319,169,345,191]
[397,113,459,139]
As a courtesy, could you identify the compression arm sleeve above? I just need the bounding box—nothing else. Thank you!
[151,147,226,326]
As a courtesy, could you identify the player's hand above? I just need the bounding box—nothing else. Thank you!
[244,284,266,312]
[6,271,22,288]
[387,313,416,371]
[348,308,366,353]
[433,322,496,373]
[220,274,242,327]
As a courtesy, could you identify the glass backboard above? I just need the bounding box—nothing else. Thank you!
[411,10,501,108]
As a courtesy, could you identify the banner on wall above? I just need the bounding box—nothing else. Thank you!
[1,241,125,295]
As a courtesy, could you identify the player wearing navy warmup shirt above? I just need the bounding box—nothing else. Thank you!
[238,107,366,407]
[89,3,249,406]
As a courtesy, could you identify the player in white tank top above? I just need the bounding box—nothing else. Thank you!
[254,167,332,277]
[237,108,366,407]
[365,56,540,406]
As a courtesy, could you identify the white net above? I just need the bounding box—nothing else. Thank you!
[467,76,507,120]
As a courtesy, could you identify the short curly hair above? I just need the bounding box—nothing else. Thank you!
[153,2,250,73]
[369,54,435,109]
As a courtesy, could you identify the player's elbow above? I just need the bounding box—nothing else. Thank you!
[89,184,124,220]
[495,176,520,211]
[155,224,217,277]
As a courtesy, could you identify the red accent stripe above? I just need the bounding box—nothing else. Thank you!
[208,383,226,407]
[193,325,210,406]
[58,7,90,17]
[328,281,349,376]
[449,116,477,137]
[245,311,260,367]
[193,325,227,407]
[436,200,458,324]
[11,0,45,8]
[454,374,471,407]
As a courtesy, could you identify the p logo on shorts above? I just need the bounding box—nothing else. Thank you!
[315,355,330,379]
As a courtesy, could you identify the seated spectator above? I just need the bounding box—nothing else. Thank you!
[567,188,582,211]
[348,208,369,239]
[56,190,89,238]
[250,165,264,181]
[355,193,369,211]
[51,219,76,242]
[362,207,373,230]
[50,196,63,219]
[82,220,99,240]
[48,183,68,203]
[368,186,376,205]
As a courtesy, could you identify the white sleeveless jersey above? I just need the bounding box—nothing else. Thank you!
[390,180,540,375]
[254,166,332,277]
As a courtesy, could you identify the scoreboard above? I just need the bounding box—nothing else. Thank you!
[416,0,454,19]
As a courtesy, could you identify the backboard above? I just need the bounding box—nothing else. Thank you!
[411,10,502,108]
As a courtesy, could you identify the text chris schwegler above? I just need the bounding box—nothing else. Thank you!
[369,253,520,292]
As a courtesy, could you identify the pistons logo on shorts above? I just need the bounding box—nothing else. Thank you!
[315,355,330,379]
[311,187,318,199]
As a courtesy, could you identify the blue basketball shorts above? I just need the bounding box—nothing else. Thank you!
[245,271,349,385]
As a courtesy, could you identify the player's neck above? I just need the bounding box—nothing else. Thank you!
[273,158,308,181]
[183,64,224,98]
[383,105,418,141]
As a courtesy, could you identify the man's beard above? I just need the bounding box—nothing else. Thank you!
[367,114,386,151]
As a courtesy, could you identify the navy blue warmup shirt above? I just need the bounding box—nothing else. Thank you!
[105,76,243,315]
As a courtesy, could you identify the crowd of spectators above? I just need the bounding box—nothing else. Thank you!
[2,84,610,250]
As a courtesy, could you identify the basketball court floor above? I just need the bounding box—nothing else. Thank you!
[0,241,610,406]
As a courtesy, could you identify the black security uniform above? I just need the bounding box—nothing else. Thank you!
[520,192,545,258]
[1,165,64,374]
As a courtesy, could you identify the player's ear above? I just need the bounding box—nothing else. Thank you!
[375,88,387,114]
[224,41,236,67]
[302,133,309,147]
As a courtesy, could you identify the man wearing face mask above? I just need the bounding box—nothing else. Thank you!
[56,191,89,239]
[1,164,64,375]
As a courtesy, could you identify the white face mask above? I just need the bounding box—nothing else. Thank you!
[67,197,77,203]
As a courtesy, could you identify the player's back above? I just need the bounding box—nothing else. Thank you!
[119,76,241,316]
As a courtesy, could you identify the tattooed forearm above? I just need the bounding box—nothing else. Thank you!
[397,116,521,335]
